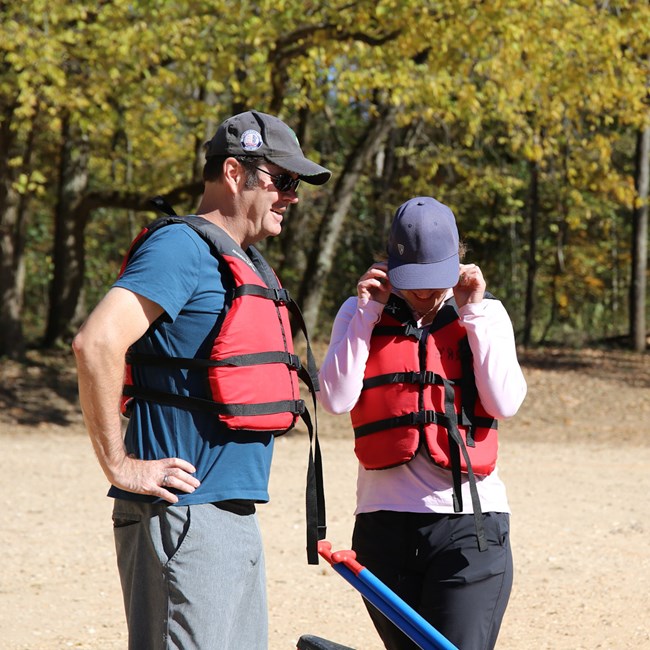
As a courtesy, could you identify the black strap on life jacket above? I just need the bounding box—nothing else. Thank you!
[127,350,302,370]
[441,377,487,551]
[269,278,326,563]
[123,196,326,564]
[123,382,306,417]
[150,195,177,217]
[353,405,497,440]
[356,369,497,438]
[431,301,488,551]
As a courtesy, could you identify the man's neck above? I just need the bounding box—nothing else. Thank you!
[194,202,249,249]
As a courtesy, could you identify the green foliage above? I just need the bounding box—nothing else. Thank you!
[1,0,648,347]
[22,209,55,338]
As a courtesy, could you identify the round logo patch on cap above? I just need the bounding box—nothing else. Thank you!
[240,129,263,151]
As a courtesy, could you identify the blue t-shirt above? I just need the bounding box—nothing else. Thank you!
[110,222,275,505]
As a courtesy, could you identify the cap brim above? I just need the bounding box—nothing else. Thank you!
[266,154,331,185]
[388,255,460,290]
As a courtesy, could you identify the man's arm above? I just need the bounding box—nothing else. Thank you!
[72,287,200,503]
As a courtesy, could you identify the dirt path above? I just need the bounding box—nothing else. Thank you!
[1,347,649,649]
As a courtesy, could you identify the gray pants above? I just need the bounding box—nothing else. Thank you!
[112,500,267,650]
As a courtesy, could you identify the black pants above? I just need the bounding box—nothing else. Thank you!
[352,511,513,650]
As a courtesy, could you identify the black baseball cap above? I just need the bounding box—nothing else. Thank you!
[205,110,331,185]
[387,197,460,290]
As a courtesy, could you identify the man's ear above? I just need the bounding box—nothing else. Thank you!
[222,157,244,193]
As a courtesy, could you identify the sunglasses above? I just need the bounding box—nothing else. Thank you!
[254,166,300,193]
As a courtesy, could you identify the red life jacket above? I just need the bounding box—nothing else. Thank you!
[351,295,498,549]
[118,207,325,565]
[120,214,311,435]
[351,295,498,473]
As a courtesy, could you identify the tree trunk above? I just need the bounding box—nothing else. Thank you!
[630,124,649,352]
[523,159,539,347]
[0,182,26,358]
[297,106,396,335]
[0,101,34,358]
[43,114,90,347]
[38,177,204,350]
[276,106,313,280]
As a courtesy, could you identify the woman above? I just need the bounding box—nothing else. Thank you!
[318,196,527,650]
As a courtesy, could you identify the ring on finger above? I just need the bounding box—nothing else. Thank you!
[162,474,169,486]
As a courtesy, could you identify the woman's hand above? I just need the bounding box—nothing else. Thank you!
[357,262,392,305]
[453,263,486,308]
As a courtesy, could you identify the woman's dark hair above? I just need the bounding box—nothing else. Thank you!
[202,155,260,188]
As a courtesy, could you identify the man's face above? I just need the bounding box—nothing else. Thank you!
[241,162,300,242]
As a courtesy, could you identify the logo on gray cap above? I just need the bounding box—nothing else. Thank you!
[240,129,263,151]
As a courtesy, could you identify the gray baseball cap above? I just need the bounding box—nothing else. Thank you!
[387,196,460,290]
[204,110,331,185]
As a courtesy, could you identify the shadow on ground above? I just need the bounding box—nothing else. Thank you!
[0,349,82,427]
[1,344,648,428]
[517,345,650,389]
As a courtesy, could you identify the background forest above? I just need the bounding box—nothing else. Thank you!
[1,0,649,358]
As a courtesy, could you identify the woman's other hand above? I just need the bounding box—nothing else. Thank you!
[357,262,392,306]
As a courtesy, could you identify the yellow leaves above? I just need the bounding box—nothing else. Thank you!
[12,171,47,196]
[375,3,391,18]
[1,20,24,51]
[1,0,647,216]
[632,196,646,211]
[583,275,604,292]
[569,188,586,208]
[520,141,544,163]
[556,292,570,311]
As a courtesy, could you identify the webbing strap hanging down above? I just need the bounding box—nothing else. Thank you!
[442,379,487,552]
[302,406,327,564]
[280,295,326,564]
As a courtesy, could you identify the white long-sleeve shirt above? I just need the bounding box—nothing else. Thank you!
[318,292,527,515]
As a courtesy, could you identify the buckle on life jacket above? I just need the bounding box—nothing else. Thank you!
[408,410,437,425]
[423,370,439,384]
[402,370,438,385]
[403,324,424,340]
[271,288,290,303]
[403,371,424,384]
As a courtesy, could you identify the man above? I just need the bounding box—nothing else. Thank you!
[72,110,331,650]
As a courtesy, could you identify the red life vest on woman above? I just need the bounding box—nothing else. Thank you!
[120,214,313,435]
[351,294,498,473]
[351,294,498,550]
